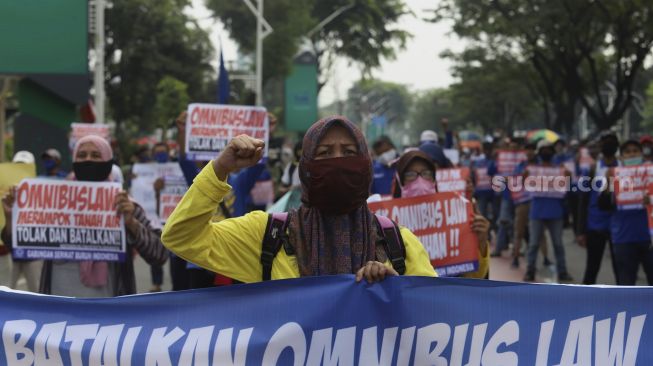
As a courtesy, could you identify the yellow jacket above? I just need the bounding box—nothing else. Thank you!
[162,164,438,283]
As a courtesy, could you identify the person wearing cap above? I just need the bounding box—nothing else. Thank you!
[371,136,399,195]
[640,135,653,162]
[419,130,439,145]
[523,139,573,283]
[41,148,68,179]
[418,142,453,168]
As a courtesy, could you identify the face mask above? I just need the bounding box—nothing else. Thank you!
[154,152,169,163]
[402,176,436,198]
[601,142,618,157]
[43,159,57,172]
[643,147,651,156]
[304,156,371,215]
[623,156,643,166]
[539,151,554,162]
[73,161,113,182]
[377,149,397,166]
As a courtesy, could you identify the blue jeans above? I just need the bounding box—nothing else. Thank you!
[494,197,514,252]
[527,219,567,274]
[612,242,653,285]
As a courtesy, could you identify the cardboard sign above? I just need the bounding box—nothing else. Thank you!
[473,167,492,191]
[0,163,37,245]
[524,166,567,198]
[130,163,186,224]
[368,192,479,276]
[11,179,126,262]
[436,167,470,198]
[158,176,187,223]
[185,103,269,161]
[614,165,653,210]
[496,150,527,176]
[69,123,110,150]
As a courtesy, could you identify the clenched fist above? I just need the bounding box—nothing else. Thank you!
[213,135,265,181]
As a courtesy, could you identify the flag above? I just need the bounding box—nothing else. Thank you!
[217,47,230,104]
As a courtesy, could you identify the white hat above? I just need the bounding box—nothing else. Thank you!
[536,139,554,152]
[12,151,35,164]
[41,148,62,161]
[420,130,438,143]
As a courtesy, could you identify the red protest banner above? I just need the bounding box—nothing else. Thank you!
[613,165,653,209]
[436,167,470,198]
[496,150,527,176]
[524,165,568,198]
[368,192,479,276]
[185,103,269,161]
[12,179,126,262]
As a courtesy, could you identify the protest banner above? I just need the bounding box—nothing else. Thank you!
[185,103,269,161]
[130,162,186,224]
[0,163,36,246]
[613,165,653,210]
[11,179,126,262]
[69,123,110,150]
[1,275,652,365]
[473,166,492,191]
[436,167,470,198]
[443,148,460,165]
[496,150,527,176]
[507,175,530,204]
[368,192,479,276]
[158,176,187,223]
[524,166,568,198]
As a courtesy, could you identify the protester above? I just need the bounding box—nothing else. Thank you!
[576,133,619,285]
[150,142,171,292]
[418,142,453,168]
[162,116,436,283]
[2,151,42,292]
[2,136,167,297]
[489,142,518,257]
[419,130,438,145]
[523,139,573,283]
[392,150,490,278]
[279,141,302,195]
[598,140,653,285]
[40,148,68,178]
[471,142,496,222]
[371,136,399,195]
[640,135,653,162]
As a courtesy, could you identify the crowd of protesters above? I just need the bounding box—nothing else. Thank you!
[1,111,653,298]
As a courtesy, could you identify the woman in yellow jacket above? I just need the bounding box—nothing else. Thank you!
[162,116,436,283]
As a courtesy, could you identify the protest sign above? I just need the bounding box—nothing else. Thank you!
[496,150,527,176]
[613,165,653,210]
[524,166,568,198]
[0,163,36,246]
[473,167,492,191]
[443,148,460,165]
[1,275,652,366]
[11,179,125,262]
[130,163,186,224]
[185,103,269,161]
[368,192,479,276]
[507,175,530,204]
[69,123,110,150]
[158,176,187,223]
[436,167,470,198]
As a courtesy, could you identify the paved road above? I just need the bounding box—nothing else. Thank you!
[0,226,647,293]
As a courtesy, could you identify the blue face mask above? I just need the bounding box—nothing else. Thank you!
[623,156,643,166]
[43,159,57,172]
[154,152,169,163]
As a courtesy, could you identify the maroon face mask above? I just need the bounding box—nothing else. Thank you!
[303,156,372,215]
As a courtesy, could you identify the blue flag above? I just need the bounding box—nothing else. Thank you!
[217,48,230,104]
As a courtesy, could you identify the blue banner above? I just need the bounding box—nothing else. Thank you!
[1,276,651,365]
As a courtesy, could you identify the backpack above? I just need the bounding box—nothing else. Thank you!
[260,212,406,281]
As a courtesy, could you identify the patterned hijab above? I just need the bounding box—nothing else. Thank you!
[287,116,385,276]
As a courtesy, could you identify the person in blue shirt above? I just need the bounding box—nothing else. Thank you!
[40,148,68,179]
[598,140,653,285]
[472,142,496,223]
[371,136,399,195]
[524,139,573,283]
[576,133,619,284]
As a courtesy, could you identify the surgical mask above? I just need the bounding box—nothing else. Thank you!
[643,147,651,156]
[401,176,436,198]
[622,157,643,166]
[154,152,169,163]
[377,149,397,166]
[43,159,57,172]
[73,161,113,182]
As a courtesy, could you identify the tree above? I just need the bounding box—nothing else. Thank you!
[433,0,653,132]
[105,0,214,140]
[205,0,409,93]
[410,88,454,136]
[152,76,190,136]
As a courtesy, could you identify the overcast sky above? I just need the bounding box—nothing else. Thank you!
[188,0,464,107]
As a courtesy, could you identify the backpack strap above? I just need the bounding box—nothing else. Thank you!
[374,214,407,275]
[261,212,289,281]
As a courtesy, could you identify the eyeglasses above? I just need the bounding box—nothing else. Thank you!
[404,170,435,182]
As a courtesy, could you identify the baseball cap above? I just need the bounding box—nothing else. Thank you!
[41,148,62,161]
[419,130,438,143]
[12,151,35,164]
